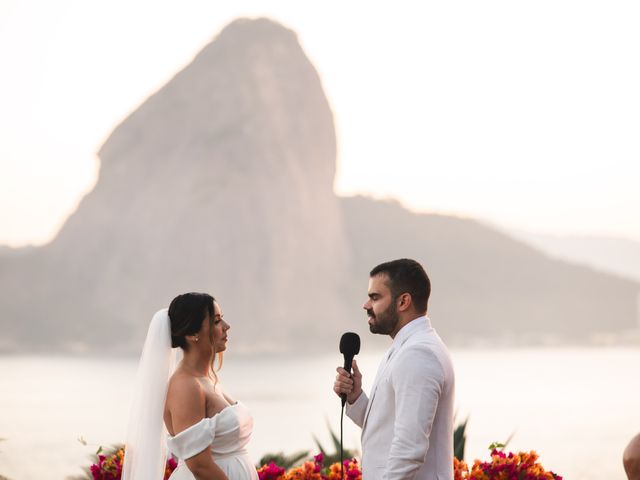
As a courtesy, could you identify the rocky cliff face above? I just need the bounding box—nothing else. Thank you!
[0,18,637,353]
[0,18,351,352]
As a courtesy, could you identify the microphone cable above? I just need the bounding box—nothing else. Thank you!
[340,400,345,480]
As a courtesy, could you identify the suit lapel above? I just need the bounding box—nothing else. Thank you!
[362,347,396,431]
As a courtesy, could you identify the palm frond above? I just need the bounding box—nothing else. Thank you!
[453,416,469,461]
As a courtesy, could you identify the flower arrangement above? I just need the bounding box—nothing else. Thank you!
[454,446,562,480]
[83,448,358,480]
[80,441,561,480]
[86,447,177,480]
[257,453,362,480]
[89,447,124,480]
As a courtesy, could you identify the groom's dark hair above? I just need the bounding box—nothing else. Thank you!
[370,259,430,313]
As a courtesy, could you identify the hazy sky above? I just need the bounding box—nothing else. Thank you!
[1,0,639,247]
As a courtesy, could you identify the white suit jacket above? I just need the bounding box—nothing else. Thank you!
[346,317,454,480]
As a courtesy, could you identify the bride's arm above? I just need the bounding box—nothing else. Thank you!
[185,445,229,480]
[168,377,229,480]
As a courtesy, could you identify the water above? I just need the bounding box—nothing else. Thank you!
[0,348,638,479]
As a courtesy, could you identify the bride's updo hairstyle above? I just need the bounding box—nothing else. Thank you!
[168,292,215,350]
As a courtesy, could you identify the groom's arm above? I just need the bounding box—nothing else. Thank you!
[345,390,369,427]
[385,346,444,480]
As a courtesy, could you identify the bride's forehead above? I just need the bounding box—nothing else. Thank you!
[213,301,223,315]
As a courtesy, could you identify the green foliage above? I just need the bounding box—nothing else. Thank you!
[454,416,468,461]
[258,451,309,469]
[488,431,514,452]
[312,419,357,465]
[259,419,357,468]
[66,443,123,480]
[260,416,473,466]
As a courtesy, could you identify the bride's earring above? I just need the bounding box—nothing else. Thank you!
[194,336,199,342]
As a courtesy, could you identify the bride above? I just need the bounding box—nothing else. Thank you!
[123,292,259,480]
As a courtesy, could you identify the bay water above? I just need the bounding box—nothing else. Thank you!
[0,348,638,479]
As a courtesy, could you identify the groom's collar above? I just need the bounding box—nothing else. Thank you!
[391,315,431,349]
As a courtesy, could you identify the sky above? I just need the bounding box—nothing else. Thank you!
[1,0,639,247]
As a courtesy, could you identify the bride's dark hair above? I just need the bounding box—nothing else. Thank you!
[168,292,215,349]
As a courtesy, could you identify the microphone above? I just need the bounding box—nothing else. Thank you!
[339,332,361,406]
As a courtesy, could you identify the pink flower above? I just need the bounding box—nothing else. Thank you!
[90,464,101,480]
[257,461,286,480]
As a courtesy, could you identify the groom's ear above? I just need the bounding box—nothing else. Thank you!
[396,293,412,312]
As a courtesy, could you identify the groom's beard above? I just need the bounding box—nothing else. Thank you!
[368,303,399,335]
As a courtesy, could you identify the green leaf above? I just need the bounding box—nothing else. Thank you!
[503,431,515,449]
[327,419,342,454]
[312,434,328,458]
[488,442,505,451]
[453,416,468,461]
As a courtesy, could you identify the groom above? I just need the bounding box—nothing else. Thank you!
[334,258,455,480]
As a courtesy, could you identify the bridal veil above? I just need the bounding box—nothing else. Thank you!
[122,308,178,480]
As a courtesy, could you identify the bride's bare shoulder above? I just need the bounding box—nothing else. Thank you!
[165,371,208,435]
[166,371,204,405]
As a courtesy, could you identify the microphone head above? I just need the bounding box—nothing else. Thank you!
[339,332,361,356]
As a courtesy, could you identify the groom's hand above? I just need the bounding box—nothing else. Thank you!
[333,359,363,404]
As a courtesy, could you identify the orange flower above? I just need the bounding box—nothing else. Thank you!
[454,457,469,480]
[284,461,323,480]
[325,460,361,480]
[466,448,562,480]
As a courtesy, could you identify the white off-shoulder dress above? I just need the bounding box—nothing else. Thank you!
[167,402,259,480]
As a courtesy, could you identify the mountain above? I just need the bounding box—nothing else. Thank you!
[0,18,637,353]
[510,232,640,283]
[340,197,639,344]
[0,18,351,353]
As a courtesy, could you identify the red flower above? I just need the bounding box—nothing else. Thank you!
[257,461,286,480]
